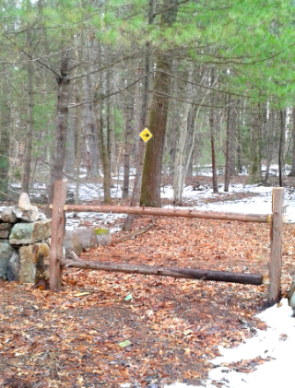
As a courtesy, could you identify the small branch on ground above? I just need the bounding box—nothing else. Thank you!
[114,221,156,244]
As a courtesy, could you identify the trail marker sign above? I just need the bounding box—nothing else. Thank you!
[139,128,152,143]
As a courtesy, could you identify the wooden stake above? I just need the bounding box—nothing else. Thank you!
[268,187,284,306]
[49,180,67,291]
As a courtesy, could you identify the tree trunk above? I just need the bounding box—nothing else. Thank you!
[0,76,11,200]
[65,83,76,176]
[75,81,82,204]
[289,108,295,176]
[247,103,262,184]
[82,33,100,178]
[123,1,155,230]
[82,73,100,178]
[224,97,235,191]
[278,109,285,187]
[122,93,132,198]
[173,70,192,205]
[46,50,70,216]
[100,111,112,203]
[22,25,34,194]
[264,109,275,183]
[140,53,172,207]
[209,69,218,193]
[95,44,112,204]
[140,0,178,207]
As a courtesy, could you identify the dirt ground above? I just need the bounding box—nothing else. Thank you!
[1,206,294,387]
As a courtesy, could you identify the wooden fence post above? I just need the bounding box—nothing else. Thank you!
[49,180,67,291]
[268,187,284,306]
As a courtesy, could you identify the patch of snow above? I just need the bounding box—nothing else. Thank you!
[165,299,295,388]
[162,184,295,223]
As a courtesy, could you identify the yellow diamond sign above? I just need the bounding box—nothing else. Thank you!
[139,128,153,143]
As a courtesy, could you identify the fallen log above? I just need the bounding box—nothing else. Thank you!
[61,259,268,285]
[61,204,269,223]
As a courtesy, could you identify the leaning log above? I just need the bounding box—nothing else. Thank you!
[61,204,269,223]
[61,259,267,285]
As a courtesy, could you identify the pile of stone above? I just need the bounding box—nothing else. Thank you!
[0,193,111,285]
[0,193,51,283]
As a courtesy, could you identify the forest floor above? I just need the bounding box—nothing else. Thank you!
[1,207,295,387]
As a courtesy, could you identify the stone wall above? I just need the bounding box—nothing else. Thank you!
[0,193,51,283]
[0,193,111,284]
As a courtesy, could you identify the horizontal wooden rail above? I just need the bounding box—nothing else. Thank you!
[61,259,268,285]
[55,204,270,223]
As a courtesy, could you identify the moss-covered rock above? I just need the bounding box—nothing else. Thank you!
[9,219,51,245]
[94,228,109,235]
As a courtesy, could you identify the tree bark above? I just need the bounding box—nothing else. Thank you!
[122,92,133,198]
[46,50,70,216]
[82,32,100,178]
[264,109,275,183]
[247,103,262,184]
[22,23,34,194]
[209,69,218,193]
[64,203,269,223]
[65,83,76,176]
[224,97,237,191]
[173,70,192,205]
[122,1,155,231]
[278,109,285,187]
[289,108,295,176]
[0,75,11,200]
[61,259,265,286]
[141,0,178,207]
[95,43,112,204]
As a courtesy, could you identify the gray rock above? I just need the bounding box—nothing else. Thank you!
[9,219,51,245]
[75,228,98,250]
[19,243,50,283]
[18,192,31,211]
[0,241,18,280]
[63,227,111,259]
[64,230,83,258]
[0,223,13,238]
[13,205,39,222]
[1,207,18,224]
[0,223,13,230]
[0,230,11,239]
[7,253,20,281]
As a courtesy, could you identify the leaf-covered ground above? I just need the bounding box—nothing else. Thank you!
[1,216,294,388]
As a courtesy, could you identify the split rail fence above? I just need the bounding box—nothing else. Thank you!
[49,180,284,306]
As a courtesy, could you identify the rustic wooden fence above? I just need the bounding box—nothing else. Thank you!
[49,180,284,306]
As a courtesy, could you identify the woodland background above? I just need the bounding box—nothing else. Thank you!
[1,0,295,212]
[2,2,295,386]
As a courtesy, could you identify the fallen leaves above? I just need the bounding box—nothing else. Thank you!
[0,217,294,387]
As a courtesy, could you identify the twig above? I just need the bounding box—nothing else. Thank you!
[114,221,156,245]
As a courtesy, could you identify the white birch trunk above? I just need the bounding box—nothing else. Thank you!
[172,72,192,205]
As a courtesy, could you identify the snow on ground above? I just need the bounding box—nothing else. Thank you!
[162,183,295,223]
[165,299,295,388]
